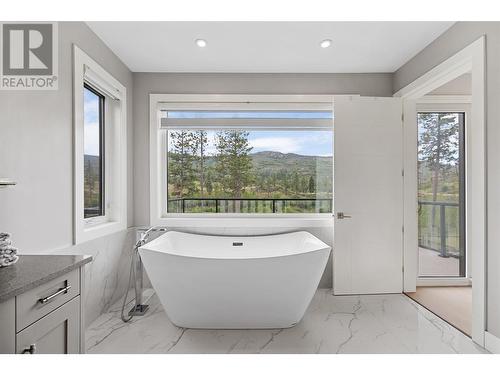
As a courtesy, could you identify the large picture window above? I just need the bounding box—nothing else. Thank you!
[157,104,333,216]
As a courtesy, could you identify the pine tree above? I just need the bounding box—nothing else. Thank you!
[308,176,316,194]
[292,171,300,195]
[192,130,209,196]
[168,131,196,197]
[418,113,460,228]
[205,169,213,195]
[215,130,254,198]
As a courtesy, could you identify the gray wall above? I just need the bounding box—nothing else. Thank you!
[132,72,393,288]
[393,21,500,337]
[0,22,135,326]
[428,73,471,95]
[0,22,134,252]
[133,72,393,226]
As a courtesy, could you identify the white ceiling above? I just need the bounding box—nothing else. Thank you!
[87,22,454,73]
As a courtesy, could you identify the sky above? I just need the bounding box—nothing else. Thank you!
[85,103,334,157]
[165,110,333,157]
[168,130,333,157]
[248,131,332,156]
[84,87,100,156]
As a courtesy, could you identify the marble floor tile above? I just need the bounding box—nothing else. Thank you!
[85,289,487,354]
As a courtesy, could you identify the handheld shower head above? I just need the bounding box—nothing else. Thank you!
[121,226,167,322]
[136,226,168,247]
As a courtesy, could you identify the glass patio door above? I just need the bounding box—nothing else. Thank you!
[417,112,466,277]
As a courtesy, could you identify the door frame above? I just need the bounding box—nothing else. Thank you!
[394,36,486,346]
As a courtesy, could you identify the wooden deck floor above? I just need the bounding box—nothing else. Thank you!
[405,286,472,336]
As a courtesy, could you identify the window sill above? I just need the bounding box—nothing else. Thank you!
[76,220,126,244]
[152,215,334,228]
[416,277,471,287]
[84,216,108,227]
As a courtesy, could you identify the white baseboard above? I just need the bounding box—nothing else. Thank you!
[417,277,472,287]
[485,331,500,353]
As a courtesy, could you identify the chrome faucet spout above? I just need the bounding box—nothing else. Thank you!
[136,226,168,247]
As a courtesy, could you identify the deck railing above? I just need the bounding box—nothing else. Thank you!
[168,197,333,214]
[418,200,463,260]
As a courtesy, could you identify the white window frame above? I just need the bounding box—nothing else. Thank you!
[415,98,471,284]
[149,94,334,228]
[73,45,127,244]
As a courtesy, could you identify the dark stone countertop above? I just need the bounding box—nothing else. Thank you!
[0,255,92,303]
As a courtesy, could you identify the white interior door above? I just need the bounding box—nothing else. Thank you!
[334,96,403,295]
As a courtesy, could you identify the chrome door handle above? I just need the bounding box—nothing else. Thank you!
[22,344,36,354]
[336,212,352,220]
[38,285,71,304]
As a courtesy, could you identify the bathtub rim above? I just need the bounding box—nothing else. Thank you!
[139,230,331,261]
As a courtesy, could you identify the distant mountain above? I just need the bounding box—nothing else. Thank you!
[168,150,332,178]
[88,151,332,180]
[84,154,99,160]
[250,151,332,174]
[197,151,331,175]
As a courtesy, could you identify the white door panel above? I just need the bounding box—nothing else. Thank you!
[334,96,403,295]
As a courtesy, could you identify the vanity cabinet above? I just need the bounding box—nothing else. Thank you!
[16,296,80,354]
[0,255,91,354]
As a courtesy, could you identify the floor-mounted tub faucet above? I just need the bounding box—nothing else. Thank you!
[121,226,167,322]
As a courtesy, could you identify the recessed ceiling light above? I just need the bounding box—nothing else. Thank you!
[320,39,332,48]
[195,39,207,48]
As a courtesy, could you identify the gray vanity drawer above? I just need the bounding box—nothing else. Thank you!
[16,269,80,332]
[16,296,80,354]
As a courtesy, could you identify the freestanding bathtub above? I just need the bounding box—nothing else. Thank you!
[139,231,331,329]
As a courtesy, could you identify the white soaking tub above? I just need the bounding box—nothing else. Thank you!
[139,231,331,329]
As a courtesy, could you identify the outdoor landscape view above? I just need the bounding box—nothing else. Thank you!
[166,129,333,214]
[83,86,103,218]
[417,112,465,276]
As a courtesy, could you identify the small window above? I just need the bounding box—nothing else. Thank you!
[83,84,105,219]
[74,45,127,244]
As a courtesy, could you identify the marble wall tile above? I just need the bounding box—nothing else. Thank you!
[52,228,136,327]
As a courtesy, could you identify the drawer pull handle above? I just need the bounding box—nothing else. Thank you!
[22,344,36,354]
[38,285,71,304]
